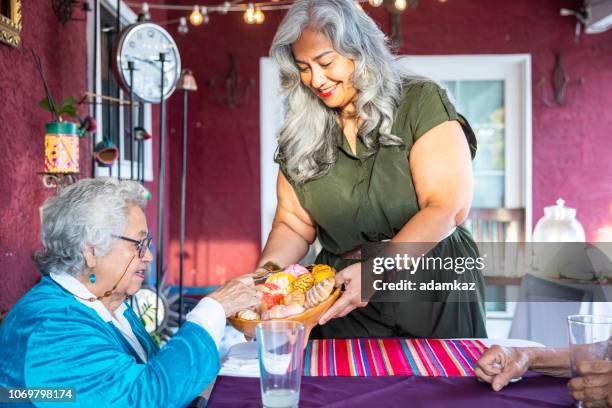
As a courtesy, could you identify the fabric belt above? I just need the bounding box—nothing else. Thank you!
[340,227,457,261]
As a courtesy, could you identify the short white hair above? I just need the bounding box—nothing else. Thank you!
[35,177,147,277]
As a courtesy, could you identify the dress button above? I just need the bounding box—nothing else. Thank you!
[356,161,363,167]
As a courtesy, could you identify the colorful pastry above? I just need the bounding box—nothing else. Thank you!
[236,309,260,321]
[305,277,335,309]
[283,263,309,278]
[256,283,285,311]
[265,272,295,293]
[262,303,305,320]
[311,264,336,284]
[290,272,314,293]
[283,290,306,306]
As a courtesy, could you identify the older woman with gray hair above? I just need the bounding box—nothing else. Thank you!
[0,177,261,407]
[256,0,486,339]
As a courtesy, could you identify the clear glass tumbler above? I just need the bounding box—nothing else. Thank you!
[256,321,305,408]
[567,314,612,407]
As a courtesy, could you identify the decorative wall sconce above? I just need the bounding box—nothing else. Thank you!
[0,0,22,48]
[207,54,255,109]
[40,122,80,190]
[538,52,585,107]
[52,0,91,24]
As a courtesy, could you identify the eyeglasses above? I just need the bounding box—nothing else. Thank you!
[113,232,153,259]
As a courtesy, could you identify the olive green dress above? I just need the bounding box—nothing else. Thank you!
[276,81,487,339]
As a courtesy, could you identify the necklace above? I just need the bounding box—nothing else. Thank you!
[74,255,136,303]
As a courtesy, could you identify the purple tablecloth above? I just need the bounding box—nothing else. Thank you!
[207,372,574,407]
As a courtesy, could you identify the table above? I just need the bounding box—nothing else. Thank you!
[208,338,573,407]
[207,372,574,407]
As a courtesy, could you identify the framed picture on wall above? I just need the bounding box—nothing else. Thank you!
[0,0,22,48]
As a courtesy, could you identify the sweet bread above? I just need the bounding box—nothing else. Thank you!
[305,277,335,309]
[283,290,306,306]
[290,273,314,293]
[236,309,260,321]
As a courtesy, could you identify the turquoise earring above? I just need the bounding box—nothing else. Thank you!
[89,274,96,284]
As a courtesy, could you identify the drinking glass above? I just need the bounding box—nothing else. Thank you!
[567,314,612,407]
[256,321,305,408]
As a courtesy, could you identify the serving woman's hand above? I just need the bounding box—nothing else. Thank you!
[318,262,367,325]
[208,277,262,318]
[475,345,530,391]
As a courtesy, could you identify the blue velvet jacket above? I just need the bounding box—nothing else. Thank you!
[0,276,220,407]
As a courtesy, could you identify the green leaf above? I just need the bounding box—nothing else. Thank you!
[59,96,78,118]
[38,98,52,112]
[60,96,76,109]
[61,105,78,118]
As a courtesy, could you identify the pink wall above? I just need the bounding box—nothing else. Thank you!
[165,0,612,287]
[0,3,168,314]
[0,2,90,313]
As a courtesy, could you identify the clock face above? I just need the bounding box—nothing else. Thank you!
[115,23,181,104]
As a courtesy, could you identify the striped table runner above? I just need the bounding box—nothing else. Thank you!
[303,338,486,377]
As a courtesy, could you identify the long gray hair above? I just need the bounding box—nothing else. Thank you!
[34,177,147,277]
[270,0,409,184]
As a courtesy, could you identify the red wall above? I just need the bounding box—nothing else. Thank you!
[0,2,90,313]
[165,0,612,287]
[0,2,169,314]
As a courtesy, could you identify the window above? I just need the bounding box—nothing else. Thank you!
[88,0,153,180]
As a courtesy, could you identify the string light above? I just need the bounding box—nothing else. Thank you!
[177,16,189,34]
[254,7,265,24]
[140,2,151,20]
[126,1,418,29]
[394,0,407,11]
[189,5,204,26]
[219,1,231,14]
[201,6,210,24]
[244,3,257,24]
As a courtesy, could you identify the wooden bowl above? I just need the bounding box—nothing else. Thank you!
[228,287,341,341]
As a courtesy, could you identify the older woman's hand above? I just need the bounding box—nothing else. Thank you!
[568,360,612,407]
[208,277,262,318]
[475,345,530,391]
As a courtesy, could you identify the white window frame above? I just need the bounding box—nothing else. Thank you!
[87,0,153,181]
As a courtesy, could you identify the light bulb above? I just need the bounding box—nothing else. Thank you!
[201,6,210,24]
[139,2,151,21]
[368,0,383,7]
[394,0,407,11]
[219,1,231,15]
[189,5,204,26]
[243,3,256,24]
[254,7,265,24]
[178,17,189,35]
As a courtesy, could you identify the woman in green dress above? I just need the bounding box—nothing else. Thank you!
[257,0,487,339]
